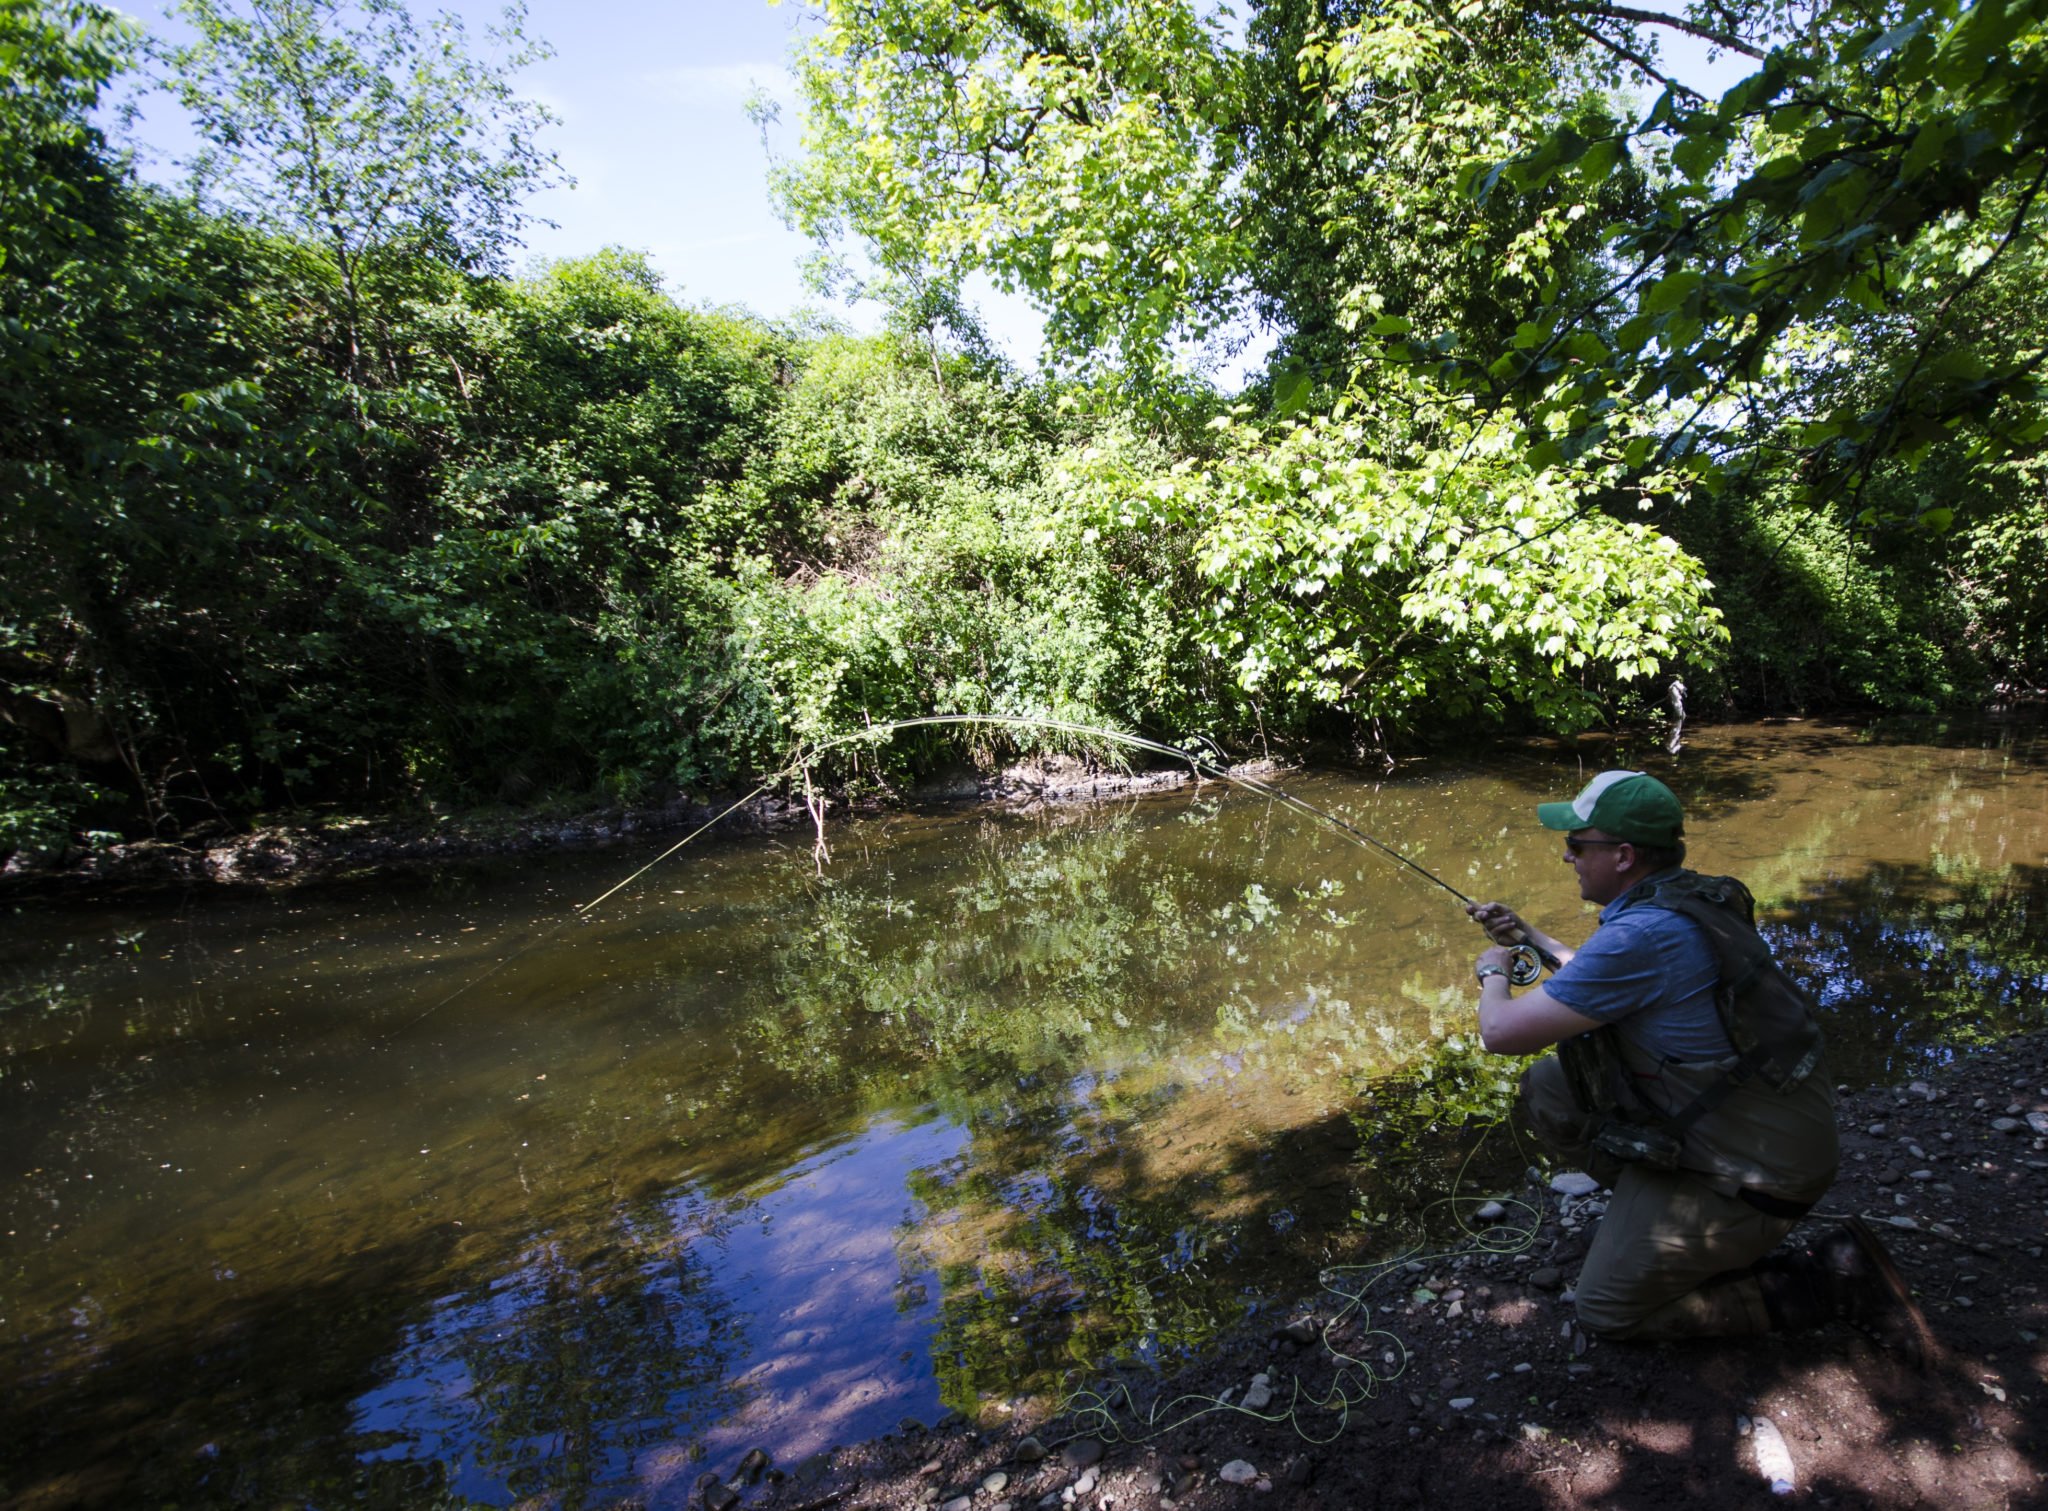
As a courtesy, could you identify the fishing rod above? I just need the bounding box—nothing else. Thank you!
[579,713,1555,984]
[413,711,1552,1032]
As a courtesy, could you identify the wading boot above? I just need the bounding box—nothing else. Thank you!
[1752,1219,1937,1368]
[1814,1218,1939,1369]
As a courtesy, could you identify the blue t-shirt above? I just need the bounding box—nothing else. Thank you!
[1544,877,1734,1062]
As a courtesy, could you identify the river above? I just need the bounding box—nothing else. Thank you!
[4,719,2045,1507]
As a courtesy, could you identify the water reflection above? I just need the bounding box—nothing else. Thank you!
[355,1118,960,1507]
[2,720,2045,1507]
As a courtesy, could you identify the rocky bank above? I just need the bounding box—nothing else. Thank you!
[709,1034,2048,1511]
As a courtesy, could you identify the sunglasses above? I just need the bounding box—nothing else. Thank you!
[1564,836,1628,855]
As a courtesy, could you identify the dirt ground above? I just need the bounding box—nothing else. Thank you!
[734,1033,2048,1511]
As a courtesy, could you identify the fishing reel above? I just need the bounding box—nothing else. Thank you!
[1507,943,1546,986]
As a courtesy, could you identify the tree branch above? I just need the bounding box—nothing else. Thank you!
[1565,17,1706,104]
[1547,2,1768,60]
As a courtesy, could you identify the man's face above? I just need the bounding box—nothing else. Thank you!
[1563,827,1636,904]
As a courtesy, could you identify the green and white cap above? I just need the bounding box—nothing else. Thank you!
[1537,770,1684,846]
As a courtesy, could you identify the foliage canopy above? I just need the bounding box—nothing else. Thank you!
[1,0,2043,860]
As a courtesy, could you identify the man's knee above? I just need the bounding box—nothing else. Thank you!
[1572,1273,1651,1338]
[1518,1055,1587,1150]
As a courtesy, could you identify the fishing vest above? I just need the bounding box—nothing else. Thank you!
[1557,870,1831,1193]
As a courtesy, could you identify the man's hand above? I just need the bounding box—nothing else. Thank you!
[1466,900,1528,946]
[1475,944,1516,982]
[1467,900,1573,972]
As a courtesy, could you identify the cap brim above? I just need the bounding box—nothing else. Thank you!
[1537,801,1584,832]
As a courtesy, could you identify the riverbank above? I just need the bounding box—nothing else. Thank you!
[0,753,1214,897]
[731,1033,2048,1511]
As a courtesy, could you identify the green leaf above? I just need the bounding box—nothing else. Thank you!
[1861,18,1927,64]
[1640,270,1702,315]
[1671,131,1724,181]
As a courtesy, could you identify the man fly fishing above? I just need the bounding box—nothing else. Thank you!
[1465,770,1935,1361]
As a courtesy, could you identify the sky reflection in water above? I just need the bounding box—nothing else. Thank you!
[353,1117,963,1505]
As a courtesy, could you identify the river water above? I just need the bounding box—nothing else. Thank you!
[4,720,2046,1507]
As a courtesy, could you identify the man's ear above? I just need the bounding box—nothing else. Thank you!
[1614,842,1638,874]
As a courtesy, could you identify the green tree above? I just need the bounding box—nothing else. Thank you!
[0,0,140,850]
[774,0,1658,404]
[154,0,564,382]
[775,0,1248,396]
[1455,0,2048,510]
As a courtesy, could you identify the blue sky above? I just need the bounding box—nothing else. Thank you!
[113,1,1757,380]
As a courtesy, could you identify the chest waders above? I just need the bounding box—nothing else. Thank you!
[1557,871,1827,1215]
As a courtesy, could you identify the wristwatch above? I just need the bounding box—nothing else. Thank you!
[1475,963,1509,984]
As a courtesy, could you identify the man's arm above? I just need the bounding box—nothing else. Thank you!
[1474,946,1601,1055]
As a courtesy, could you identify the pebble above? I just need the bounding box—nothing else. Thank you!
[1992,1118,2022,1134]
[2028,1113,2048,1135]
[1475,1200,1507,1222]
[1529,1267,1563,1290]
[1072,1469,1098,1496]
[1513,1362,1533,1374]
[1014,1438,1047,1464]
[1876,1168,1903,1185]
[984,1471,1011,1494]
[1061,1439,1105,1471]
[1909,1080,1936,1100]
[942,1497,972,1511]
[1242,1374,1275,1411]
[1551,1171,1602,1197]
[1219,1460,1259,1485]
[1449,1397,1475,1410]
[1867,1122,1888,1135]
[704,1486,740,1511]
[1910,1169,1934,1181]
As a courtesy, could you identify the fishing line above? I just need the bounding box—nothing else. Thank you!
[402,709,1547,1030]
[1036,1116,1552,1457]
[796,714,1556,981]
[395,781,775,1031]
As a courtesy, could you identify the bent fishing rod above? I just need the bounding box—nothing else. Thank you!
[411,710,1556,1031]
[578,712,1559,984]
